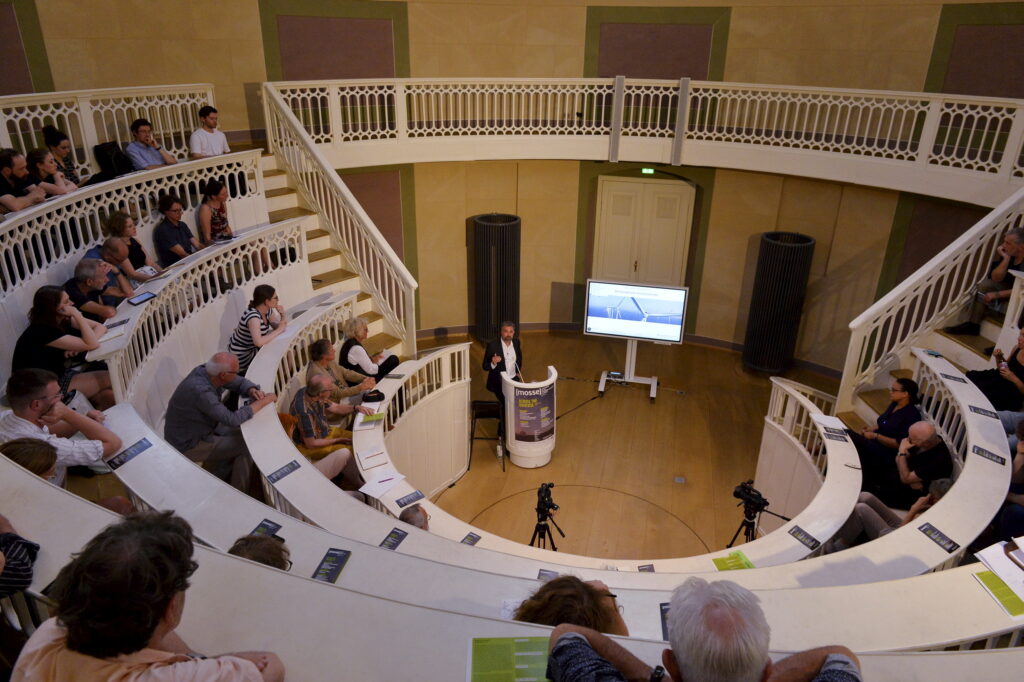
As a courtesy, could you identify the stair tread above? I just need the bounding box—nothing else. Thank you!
[263,169,286,177]
[934,328,995,359]
[837,411,868,433]
[858,388,891,415]
[309,248,341,262]
[265,187,295,198]
[890,368,913,380]
[305,228,329,239]
[364,332,401,355]
[357,292,371,302]
[269,206,314,222]
[311,268,358,290]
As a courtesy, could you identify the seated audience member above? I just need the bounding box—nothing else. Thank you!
[868,421,953,509]
[153,194,201,267]
[197,179,232,245]
[0,512,39,677]
[84,237,135,304]
[25,148,76,196]
[42,125,87,186]
[189,105,231,160]
[227,285,288,375]
[105,210,162,285]
[824,479,953,554]
[63,258,117,322]
[340,316,400,384]
[848,377,921,482]
[0,371,129,514]
[12,286,114,409]
[11,511,285,681]
[290,374,371,482]
[306,338,375,404]
[399,503,429,531]
[227,534,291,571]
[164,352,276,493]
[992,420,1024,542]
[547,577,862,682]
[125,117,177,171]
[515,576,628,636]
[967,328,1024,412]
[945,228,1024,337]
[0,148,45,213]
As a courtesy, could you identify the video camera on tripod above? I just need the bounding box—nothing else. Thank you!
[530,483,565,551]
[733,480,769,513]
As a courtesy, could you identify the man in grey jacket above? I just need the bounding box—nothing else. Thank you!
[164,352,276,493]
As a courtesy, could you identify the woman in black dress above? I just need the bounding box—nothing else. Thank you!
[12,286,114,409]
[105,211,162,286]
[967,328,1024,412]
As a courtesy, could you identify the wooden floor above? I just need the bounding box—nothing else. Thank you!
[427,331,838,560]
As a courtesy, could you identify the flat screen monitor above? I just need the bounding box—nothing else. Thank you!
[584,280,688,344]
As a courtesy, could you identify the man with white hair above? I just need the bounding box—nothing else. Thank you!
[164,352,276,493]
[546,577,861,682]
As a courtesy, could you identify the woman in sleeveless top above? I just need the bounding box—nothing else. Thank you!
[105,211,162,286]
[339,316,400,384]
[227,285,288,374]
[197,179,232,246]
[43,125,87,186]
[25,148,76,196]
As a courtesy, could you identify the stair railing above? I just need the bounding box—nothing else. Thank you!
[838,185,1024,412]
[262,84,417,354]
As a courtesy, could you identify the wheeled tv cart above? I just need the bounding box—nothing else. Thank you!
[598,338,658,401]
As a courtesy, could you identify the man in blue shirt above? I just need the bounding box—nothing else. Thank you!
[125,118,178,171]
[83,237,133,305]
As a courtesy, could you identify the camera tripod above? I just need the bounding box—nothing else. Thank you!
[530,510,565,551]
[726,504,791,547]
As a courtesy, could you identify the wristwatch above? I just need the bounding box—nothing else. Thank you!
[649,665,665,681]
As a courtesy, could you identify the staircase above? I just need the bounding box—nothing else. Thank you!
[261,153,403,359]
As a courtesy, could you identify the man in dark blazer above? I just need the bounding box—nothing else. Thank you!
[483,321,523,410]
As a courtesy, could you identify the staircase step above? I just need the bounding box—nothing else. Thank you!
[269,206,314,223]
[306,228,329,239]
[890,368,913,380]
[266,187,294,198]
[264,169,285,178]
[309,248,340,263]
[933,328,995,360]
[364,332,401,356]
[858,388,891,415]
[837,411,868,433]
[311,267,358,290]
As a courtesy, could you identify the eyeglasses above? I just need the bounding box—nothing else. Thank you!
[34,391,65,403]
[282,557,293,571]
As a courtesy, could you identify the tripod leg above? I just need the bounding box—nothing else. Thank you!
[727,520,746,548]
[544,524,558,552]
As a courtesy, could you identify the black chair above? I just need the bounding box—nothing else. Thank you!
[469,400,504,472]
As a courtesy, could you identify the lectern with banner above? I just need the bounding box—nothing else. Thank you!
[501,366,557,468]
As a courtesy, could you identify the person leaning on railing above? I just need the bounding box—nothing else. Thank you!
[25,148,76,197]
[12,286,115,410]
[339,316,400,384]
[306,338,376,405]
[944,228,1024,338]
[83,238,135,306]
[514,576,628,637]
[0,148,46,214]
[226,285,288,376]
[104,211,162,286]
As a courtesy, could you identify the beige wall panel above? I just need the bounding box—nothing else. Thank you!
[796,186,898,368]
[777,177,842,279]
[36,0,265,132]
[408,3,585,77]
[695,170,784,344]
[415,163,470,330]
[725,4,940,91]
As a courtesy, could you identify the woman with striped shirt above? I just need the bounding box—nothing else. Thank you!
[227,285,288,374]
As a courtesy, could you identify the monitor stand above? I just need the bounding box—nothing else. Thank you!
[598,338,658,401]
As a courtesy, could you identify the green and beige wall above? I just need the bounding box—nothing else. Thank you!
[6,0,1022,372]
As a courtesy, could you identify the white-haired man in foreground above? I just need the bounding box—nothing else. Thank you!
[546,577,861,682]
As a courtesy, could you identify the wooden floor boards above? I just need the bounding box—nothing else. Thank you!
[427,331,838,560]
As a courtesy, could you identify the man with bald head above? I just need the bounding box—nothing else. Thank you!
[546,577,861,682]
[871,420,953,509]
[84,237,134,305]
[164,352,276,493]
[288,373,371,482]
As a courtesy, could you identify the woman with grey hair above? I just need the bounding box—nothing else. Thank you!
[338,316,399,384]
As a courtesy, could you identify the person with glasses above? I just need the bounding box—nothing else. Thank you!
[12,511,285,681]
[0,369,121,493]
[153,194,202,268]
[848,377,921,484]
[514,576,628,637]
[163,352,277,495]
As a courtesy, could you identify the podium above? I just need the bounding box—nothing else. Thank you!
[501,365,557,468]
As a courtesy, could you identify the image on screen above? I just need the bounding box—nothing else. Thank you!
[583,280,688,344]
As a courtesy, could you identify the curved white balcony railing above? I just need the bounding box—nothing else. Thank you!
[0,83,215,177]
[0,150,267,391]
